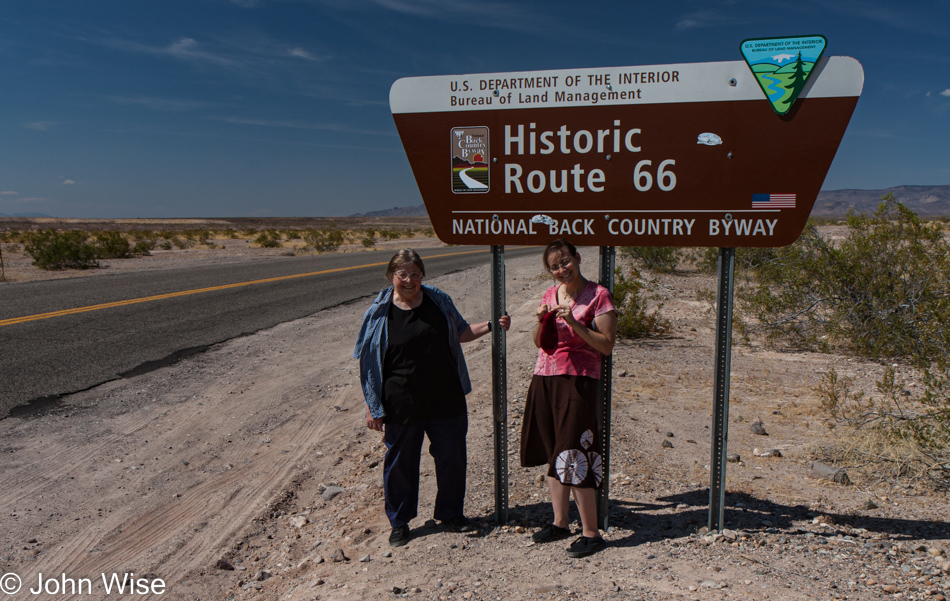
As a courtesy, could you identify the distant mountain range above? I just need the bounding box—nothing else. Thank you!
[349,186,950,220]
[350,205,429,217]
[813,185,950,218]
[5,186,949,222]
[0,211,53,218]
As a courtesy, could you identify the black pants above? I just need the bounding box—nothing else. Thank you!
[383,413,468,527]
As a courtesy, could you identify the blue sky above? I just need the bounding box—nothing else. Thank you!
[1,0,947,218]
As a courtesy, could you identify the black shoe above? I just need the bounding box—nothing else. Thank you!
[389,525,410,547]
[532,523,572,543]
[566,536,606,558]
[441,516,474,533]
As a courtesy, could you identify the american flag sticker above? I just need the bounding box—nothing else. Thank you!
[752,193,796,209]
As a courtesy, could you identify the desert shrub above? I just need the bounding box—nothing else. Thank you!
[620,246,682,274]
[255,229,283,248]
[361,229,377,249]
[183,229,212,245]
[0,230,28,244]
[612,264,669,338]
[741,195,950,489]
[816,367,950,489]
[157,230,190,249]
[736,197,950,359]
[131,239,155,255]
[302,228,344,252]
[93,231,133,259]
[129,229,154,241]
[24,230,99,270]
[809,217,842,226]
[380,228,410,241]
[697,245,781,274]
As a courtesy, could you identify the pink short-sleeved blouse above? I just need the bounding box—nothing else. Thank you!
[533,280,616,378]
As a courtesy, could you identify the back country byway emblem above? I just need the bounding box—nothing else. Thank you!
[740,35,827,115]
[452,127,489,193]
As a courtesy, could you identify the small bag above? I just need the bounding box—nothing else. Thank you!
[539,310,558,354]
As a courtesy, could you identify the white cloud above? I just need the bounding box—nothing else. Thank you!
[822,1,944,37]
[675,11,742,30]
[101,36,237,67]
[288,47,321,61]
[373,0,437,17]
[1,191,17,195]
[99,32,332,75]
[23,121,54,131]
[314,0,556,35]
[217,115,391,136]
[62,179,76,185]
[163,38,235,66]
[108,96,209,112]
[941,89,950,97]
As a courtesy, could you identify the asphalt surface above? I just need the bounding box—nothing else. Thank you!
[0,246,536,418]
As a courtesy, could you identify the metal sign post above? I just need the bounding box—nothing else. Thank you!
[596,246,615,529]
[491,245,509,525]
[709,247,736,532]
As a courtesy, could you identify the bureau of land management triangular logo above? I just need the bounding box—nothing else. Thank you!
[740,35,827,115]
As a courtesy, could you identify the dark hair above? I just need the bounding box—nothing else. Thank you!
[542,238,578,271]
[386,248,426,279]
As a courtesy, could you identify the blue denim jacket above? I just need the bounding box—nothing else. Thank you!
[353,285,472,419]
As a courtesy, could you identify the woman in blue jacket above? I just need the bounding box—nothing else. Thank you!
[354,249,510,547]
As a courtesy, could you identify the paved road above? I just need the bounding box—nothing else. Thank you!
[0,246,536,418]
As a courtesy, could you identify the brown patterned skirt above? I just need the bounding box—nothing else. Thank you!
[520,374,602,489]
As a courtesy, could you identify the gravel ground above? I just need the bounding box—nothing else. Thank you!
[0,230,947,601]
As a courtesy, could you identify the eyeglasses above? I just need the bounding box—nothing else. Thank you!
[394,271,423,281]
[548,258,574,273]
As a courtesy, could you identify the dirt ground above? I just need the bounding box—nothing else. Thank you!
[0,231,948,601]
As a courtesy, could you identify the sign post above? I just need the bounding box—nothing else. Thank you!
[491,245,508,525]
[709,247,736,532]
[596,246,615,529]
[391,51,863,531]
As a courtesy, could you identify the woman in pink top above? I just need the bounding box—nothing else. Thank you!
[520,239,617,558]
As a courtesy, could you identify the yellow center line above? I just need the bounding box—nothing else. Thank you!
[0,249,488,327]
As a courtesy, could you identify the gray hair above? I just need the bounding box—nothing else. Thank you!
[386,248,426,279]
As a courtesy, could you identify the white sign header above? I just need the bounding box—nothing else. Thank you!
[390,57,863,114]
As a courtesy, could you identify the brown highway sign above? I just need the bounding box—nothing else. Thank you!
[390,57,863,247]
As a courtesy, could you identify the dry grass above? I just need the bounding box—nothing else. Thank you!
[814,428,943,491]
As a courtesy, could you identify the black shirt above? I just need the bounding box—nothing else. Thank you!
[382,292,466,425]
